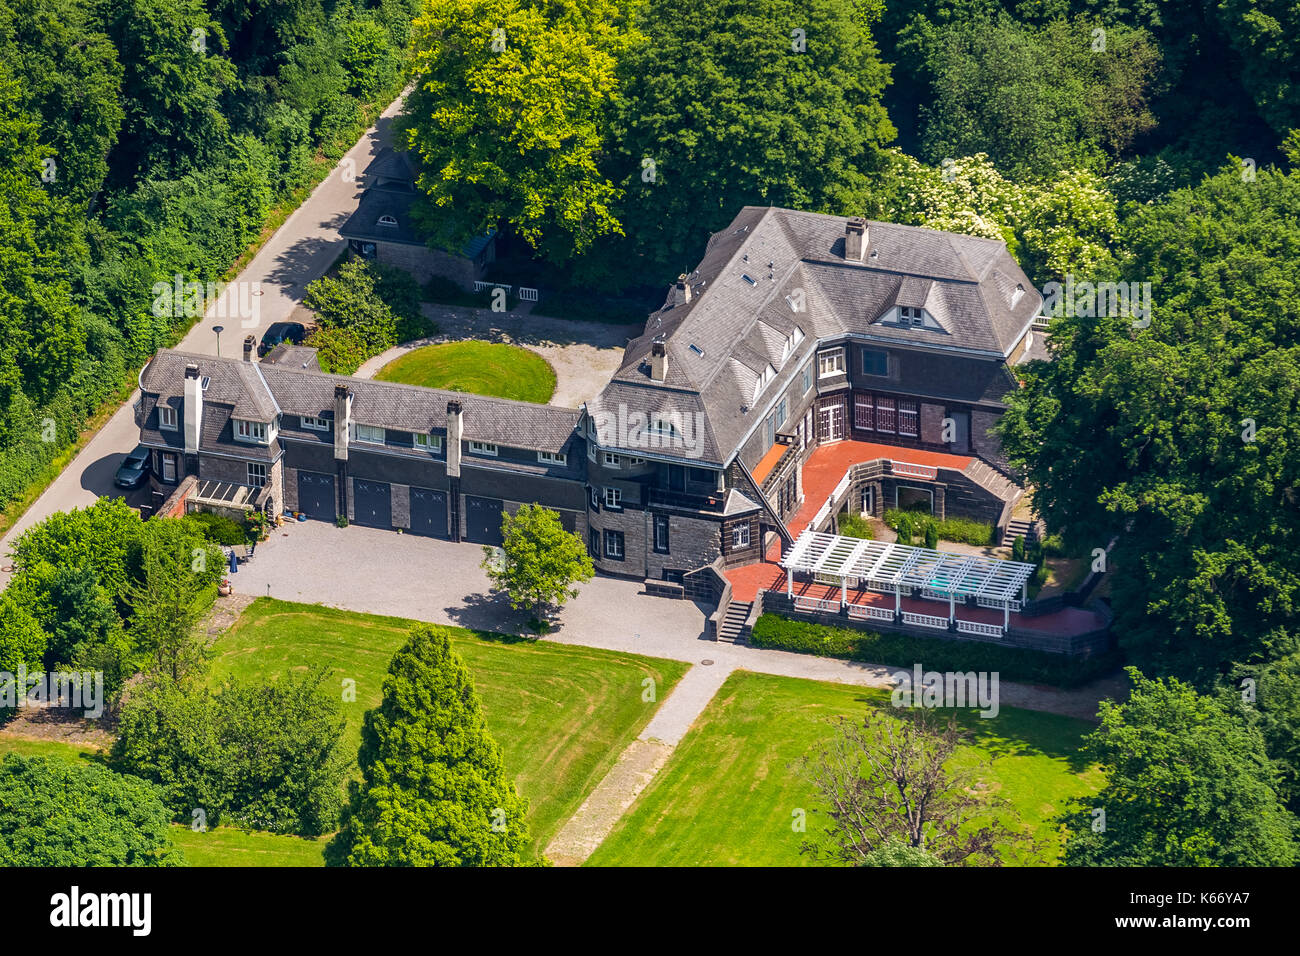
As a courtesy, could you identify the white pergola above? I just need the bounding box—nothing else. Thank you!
[778,530,1035,633]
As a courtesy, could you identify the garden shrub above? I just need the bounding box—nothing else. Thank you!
[837,513,874,539]
[749,613,1120,688]
[186,511,249,546]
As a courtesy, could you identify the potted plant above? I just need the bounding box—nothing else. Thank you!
[218,578,233,596]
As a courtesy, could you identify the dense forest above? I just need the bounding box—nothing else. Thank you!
[0,0,417,512]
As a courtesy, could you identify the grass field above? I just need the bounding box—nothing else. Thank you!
[171,826,326,867]
[208,599,688,855]
[586,671,1102,867]
[0,734,100,761]
[375,341,556,403]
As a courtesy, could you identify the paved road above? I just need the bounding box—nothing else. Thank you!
[0,96,407,586]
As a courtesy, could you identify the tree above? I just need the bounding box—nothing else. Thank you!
[859,841,943,867]
[402,0,628,263]
[112,669,348,836]
[11,496,144,598]
[998,162,1300,682]
[796,707,1024,866]
[122,516,224,683]
[1061,670,1297,867]
[907,14,1160,179]
[607,0,894,282]
[0,595,47,716]
[864,149,1119,281]
[481,503,594,624]
[1217,0,1300,137]
[0,754,183,866]
[327,624,532,866]
[0,0,125,206]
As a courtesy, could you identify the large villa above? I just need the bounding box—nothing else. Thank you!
[135,206,1108,656]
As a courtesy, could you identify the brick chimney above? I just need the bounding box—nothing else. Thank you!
[333,384,351,461]
[243,335,255,362]
[183,364,202,456]
[845,217,868,262]
[650,339,668,382]
[446,401,463,477]
[672,274,691,307]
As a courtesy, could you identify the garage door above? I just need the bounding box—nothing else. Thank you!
[465,495,504,545]
[296,471,335,520]
[408,487,448,538]
[353,479,392,529]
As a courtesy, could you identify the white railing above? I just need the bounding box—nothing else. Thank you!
[1031,315,1051,331]
[919,588,950,603]
[890,460,938,480]
[474,281,513,294]
[847,603,895,622]
[976,596,1022,612]
[957,619,1006,638]
[518,286,539,302]
[902,611,949,630]
[794,595,840,614]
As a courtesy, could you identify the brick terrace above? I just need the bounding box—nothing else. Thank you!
[726,440,1105,638]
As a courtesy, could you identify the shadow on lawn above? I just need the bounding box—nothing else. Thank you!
[858,697,1095,774]
[444,591,540,644]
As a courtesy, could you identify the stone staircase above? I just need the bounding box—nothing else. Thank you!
[1001,517,1042,549]
[717,601,753,644]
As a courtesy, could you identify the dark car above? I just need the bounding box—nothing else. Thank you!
[258,321,306,356]
[115,446,151,489]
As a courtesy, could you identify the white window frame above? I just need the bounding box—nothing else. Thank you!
[802,363,813,394]
[161,453,177,482]
[732,524,750,548]
[604,487,623,510]
[247,461,267,487]
[538,450,567,466]
[354,423,385,445]
[301,415,331,432]
[627,456,646,466]
[604,452,621,469]
[235,419,269,444]
[469,441,498,456]
[817,348,845,378]
[604,529,624,560]
[158,404,177,431]
[414,433,442,452]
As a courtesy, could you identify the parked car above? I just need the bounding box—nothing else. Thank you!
[258,321,306,356]
[114,446,151,489]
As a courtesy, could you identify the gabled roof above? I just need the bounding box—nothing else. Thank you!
[141,349,280,422]
[141,350,581,454]
[590,207,1042,465]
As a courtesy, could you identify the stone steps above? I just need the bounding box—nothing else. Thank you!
[718,601,753,644]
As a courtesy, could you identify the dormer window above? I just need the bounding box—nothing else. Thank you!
[900,306,925,326]
[158,404,177,430]
[235,419,268,444]
[377,215,398,227]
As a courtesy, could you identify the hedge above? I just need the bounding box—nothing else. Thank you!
[748,613,1120,689]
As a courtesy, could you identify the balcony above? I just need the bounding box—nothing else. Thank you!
[645,486,726,513]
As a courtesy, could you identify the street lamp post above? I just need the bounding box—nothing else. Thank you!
[213,324,224,358]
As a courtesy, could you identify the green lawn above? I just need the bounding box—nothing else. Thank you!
[587,670,1103,867]
[375,341,556,403]
[0,734,100,762]
[208,598,688,855]
[171,826,326,867]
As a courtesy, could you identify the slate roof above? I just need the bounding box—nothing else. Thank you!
[263,343,321,371]
[140,350,581,454]
[339,148,497,257]
[589,206,1042,466]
